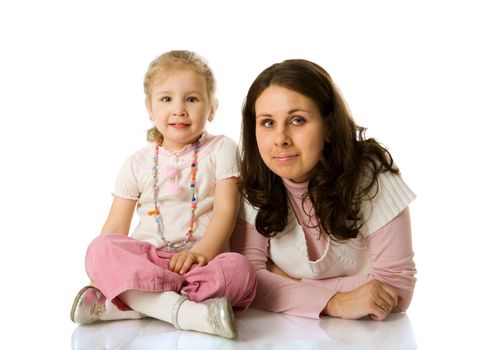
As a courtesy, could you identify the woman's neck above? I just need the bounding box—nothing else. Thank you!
[282,177,309,198]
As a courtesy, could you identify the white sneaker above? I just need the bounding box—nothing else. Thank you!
[70,286,107,324]
[203,297,237,339]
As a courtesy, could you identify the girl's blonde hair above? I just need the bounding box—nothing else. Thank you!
[144,50,216,143]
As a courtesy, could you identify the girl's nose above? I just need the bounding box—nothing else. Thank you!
[172,101,187,116]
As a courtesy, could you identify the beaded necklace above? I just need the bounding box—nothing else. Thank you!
[147,141,199,251]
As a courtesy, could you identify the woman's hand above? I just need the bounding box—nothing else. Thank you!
[169,252,208,275]
[267,259,300,282]
[323,279,399,321]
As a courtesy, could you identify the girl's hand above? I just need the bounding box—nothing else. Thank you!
[323,279,399,321]
[169,252,208,275]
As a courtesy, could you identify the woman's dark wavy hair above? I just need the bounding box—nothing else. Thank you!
[240,59,399,241]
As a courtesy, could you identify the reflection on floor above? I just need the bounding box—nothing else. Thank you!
[71,308,416,350]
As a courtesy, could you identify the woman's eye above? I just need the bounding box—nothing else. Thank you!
[261,119,274,128]
[186,96,198,102]
[291,117,305,126]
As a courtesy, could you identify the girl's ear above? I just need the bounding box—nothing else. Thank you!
[145,97,153,120]
[207,98,219,122]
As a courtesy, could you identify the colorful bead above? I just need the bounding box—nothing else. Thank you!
[149,141,199,251]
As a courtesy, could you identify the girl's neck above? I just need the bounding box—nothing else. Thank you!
[159,132,208,154]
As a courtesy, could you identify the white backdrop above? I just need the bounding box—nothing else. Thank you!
[1,0,488,348]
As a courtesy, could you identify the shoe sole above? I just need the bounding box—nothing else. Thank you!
[223,298,237,339]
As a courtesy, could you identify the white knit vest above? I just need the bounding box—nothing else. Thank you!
[240,171,415,279]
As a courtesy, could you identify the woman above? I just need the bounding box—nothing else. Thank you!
[231,59,416,320]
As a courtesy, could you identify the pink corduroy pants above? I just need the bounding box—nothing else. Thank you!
[85,234,257,312]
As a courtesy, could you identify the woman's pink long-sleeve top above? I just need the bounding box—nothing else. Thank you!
[231,173,416,319]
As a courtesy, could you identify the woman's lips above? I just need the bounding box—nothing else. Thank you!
[273,153,298,162]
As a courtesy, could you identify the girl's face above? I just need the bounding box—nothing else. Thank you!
[255,85,327,183]
[146,69,214,151]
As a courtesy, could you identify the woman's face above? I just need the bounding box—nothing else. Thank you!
[254,85,327,183]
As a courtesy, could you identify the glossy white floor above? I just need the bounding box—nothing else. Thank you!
[71,308,416,350]
[2,1,489,349]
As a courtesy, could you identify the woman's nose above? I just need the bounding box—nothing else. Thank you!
[273,126,291,147]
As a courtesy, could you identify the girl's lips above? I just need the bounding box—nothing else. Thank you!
[170,123,190,129]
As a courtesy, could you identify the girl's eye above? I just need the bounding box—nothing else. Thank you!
[161,96,171,102]
[291,117,305,126]
[186,96,198,103]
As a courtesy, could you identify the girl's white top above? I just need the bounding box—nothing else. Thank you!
[113,132,240,249]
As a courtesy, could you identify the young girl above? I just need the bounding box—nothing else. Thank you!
[71,50,256,339]
[232,59,416,321]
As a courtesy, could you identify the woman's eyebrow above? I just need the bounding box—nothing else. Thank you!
[256,113,272,118]
[256,108,310,118]
[288,108,310,114]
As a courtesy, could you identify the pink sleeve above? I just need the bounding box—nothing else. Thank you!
[302,208,417,311]
[231,218,335,319]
